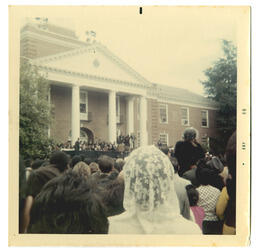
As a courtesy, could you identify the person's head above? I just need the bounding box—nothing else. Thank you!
[183,127,198,142]
[41,160,50,167]
[160,147,170,157]
[73,161,91,179]
[206,156,224,174]
[29,170,108,234]
[122,145,179,224]
[31,159,45,170]
[89,162,100,174]
[49,151,70,172]
[114,158,125,172]
[219,166,229,185]
[196,158,218,185]
[98,155,114,173]
[117,170,124,182]
[70,155,82,168]
[225,131,236,179]
[185,184,199,206]
[79,154,86,162]
[102,176,125,217]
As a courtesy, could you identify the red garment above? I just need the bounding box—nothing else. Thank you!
[190,206,205,230]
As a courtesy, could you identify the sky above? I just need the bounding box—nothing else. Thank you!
[29,6,237,96]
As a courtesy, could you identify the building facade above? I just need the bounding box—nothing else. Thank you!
[20,20,218,148]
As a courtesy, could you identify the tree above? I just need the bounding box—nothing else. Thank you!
[19,60,55,161]
[201,40,237,154]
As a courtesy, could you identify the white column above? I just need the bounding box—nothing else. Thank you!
[71,85,80,145]
[140,95,148,146]
[126,96,134,135]
[108,90,117,143]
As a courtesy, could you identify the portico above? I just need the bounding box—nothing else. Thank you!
[33,43,150,146]
[69,84,148,146]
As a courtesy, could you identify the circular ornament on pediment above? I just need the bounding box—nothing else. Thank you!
[93,59,100,68]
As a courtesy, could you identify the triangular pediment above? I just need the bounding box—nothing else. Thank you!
[32,43,148,85]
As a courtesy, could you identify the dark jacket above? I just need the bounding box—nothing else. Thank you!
[174,140,205,176]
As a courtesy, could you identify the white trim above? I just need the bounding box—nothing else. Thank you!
[156,97,218,111]
[159,132,169,146]
[159,103,168,124]
[97,44,151,85]
[181,107,190,126]
[201,110,209,128]
[37,68,147,96]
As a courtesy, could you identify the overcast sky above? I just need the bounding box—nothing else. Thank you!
[39,7,237,96]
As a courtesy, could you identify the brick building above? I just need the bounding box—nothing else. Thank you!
[20,20,218,148]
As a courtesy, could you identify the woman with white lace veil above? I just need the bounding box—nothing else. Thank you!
[108,145,201,234]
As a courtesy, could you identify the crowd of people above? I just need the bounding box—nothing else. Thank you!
[56,134,136,153]
[19,127,236,235]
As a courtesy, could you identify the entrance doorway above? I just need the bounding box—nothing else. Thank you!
[80,127,94,144]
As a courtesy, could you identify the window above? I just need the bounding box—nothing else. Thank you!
[159,133,168,146]
[181,107,189,126]
[201,135,209,150]
[80,90,88,113]
[201,110,209,127]
[160,104,168,123]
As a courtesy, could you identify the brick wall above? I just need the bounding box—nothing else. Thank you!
[50,85,72,143]
[50,86,217,147]
[149,100,218,147]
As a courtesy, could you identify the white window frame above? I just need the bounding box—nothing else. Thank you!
[159,133,169,146]
[201,110,209,128]
[80,90,88,120]
[181,107,189,126]
[159,103,168,124]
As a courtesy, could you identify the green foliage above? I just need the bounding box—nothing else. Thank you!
[19,60,55,160]
[201,40,237,154]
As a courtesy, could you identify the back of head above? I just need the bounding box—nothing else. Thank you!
[98,155,114,173]
[71,155,82,168]
[196,158,218,185]
[185,184,199,206]
[225,131,236,198]
[122,145,179,219]
[73,161,91,179]
[29,170,108,234]
[102,175,125,217]
[183,127,197,142]
[31,159,45,170]
[225,131,236,179]
[89,162,100,174]
[49,151,70,172]
[79,154,86,162]
[114,158,125,172]
[160,147,169,156]
[206,156,224,174]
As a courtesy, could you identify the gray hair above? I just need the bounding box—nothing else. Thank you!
[182,127,199,141]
